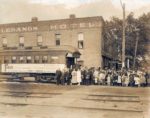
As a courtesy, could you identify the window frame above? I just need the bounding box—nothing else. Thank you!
[2,37,7,47]
[19,36,24,47]
[55,34,61,46]
[37,35,43,46]
[78,33,84,49]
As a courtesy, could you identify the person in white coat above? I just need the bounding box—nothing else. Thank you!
[77,68,82,85]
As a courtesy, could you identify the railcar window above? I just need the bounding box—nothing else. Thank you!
[51,56,59,64]
[42,56,48,63]
[11,56,17,63]
[19,56,24,63]
[37,35,43,46]
[2,37,7,47]
[27,56,32,63]
[35,56,40,63]
[19,36,24,47]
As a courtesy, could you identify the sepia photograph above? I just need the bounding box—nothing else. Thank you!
[0,0,149,118]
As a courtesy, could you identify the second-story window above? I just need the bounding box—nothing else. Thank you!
[78,33,84,49]
[37,35,43,46]
[2,37,7,47]
[55,34,61,46]
[19,36,24,47]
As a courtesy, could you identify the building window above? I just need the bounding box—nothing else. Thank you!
[12,56,17,63]
[42,56,48,63]
[27,56,32,63]
[4,57,9,63]
[78,33,84,49]
[19,56,24,63]
[37,35,43,46]
[34,56,40,63]
[19,36,24,47]
[2,37,7,47]
[55,34,61,46]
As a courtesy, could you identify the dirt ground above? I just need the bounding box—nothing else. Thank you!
[0,81,149,118]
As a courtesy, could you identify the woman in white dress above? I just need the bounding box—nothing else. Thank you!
[71,69,77,85]
[107,74,111,86]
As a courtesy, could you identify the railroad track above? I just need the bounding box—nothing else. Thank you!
[0,88,144,118]
[0,91,143,110]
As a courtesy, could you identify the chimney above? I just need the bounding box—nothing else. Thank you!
[32,17,38,22]
[69,14,76,19]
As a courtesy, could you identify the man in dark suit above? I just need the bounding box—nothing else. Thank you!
[56,68,62,85]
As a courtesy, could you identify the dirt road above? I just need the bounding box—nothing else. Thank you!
[0,82,149,118]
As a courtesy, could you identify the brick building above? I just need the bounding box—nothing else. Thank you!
[0,14,107,68]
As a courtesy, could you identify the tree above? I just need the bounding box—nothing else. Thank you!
[104,12,150,69]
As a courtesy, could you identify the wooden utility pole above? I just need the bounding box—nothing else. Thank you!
[133,31,139,70]
[120,0,126,68]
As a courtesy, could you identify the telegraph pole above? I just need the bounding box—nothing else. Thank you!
[120,0,126,68]
[133,30,139,70]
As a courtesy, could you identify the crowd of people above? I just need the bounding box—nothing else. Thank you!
[55,66,150,87]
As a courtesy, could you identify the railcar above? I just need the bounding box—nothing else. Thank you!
[0,46,80,82]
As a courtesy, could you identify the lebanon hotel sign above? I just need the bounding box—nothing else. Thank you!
[0,21,101,33]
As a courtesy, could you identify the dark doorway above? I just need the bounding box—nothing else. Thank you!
[66,57,75,68]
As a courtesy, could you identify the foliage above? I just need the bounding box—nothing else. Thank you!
[104,12,150,68]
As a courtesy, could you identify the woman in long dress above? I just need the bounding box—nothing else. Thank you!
[107,74,111,86]
[71,69,77,85]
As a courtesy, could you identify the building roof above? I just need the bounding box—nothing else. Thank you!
[0,15,104,27]
[0,15,104,34]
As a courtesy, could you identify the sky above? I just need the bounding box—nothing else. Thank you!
[0,0,150,23]
[30,0,150,10]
